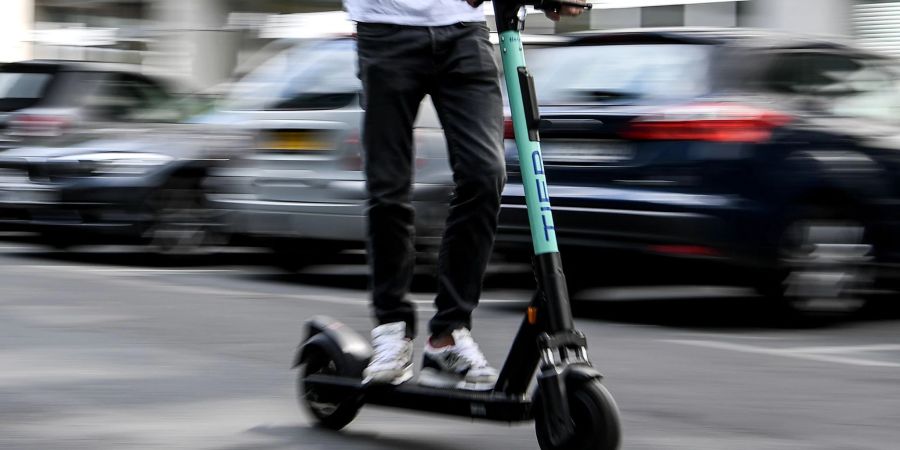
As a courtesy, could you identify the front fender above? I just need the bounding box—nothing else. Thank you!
[563,363,604,385]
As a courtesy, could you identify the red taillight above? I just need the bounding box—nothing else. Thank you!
[503,117,515,140]
[340,131,363,170]
[622,103,792,143]
[10,114,69,137]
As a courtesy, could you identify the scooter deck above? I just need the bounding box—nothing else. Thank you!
[303,374,534,422]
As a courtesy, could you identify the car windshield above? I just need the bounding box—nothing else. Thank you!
[223,39,360,111]
[525,44,712,104]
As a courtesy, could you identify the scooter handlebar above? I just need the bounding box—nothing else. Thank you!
[527,0,593,12]
[468,0,593,12]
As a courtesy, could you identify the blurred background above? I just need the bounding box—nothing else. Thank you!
[2,1,900,450]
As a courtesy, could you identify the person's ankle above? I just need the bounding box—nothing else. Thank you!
[429,333,454,348]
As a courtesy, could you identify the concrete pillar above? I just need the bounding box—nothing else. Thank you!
[590,7,642,30]
[147,0,237,90]
[685,2,738,27]
[747,0,853,37]
[641,5,685,27]
[0,0,34,62]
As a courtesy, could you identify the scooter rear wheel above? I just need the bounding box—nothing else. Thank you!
[298,346,362,430]
[534,379,621,450]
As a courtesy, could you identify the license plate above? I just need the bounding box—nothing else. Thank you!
[542,140,634,164]
[264,131,332,151]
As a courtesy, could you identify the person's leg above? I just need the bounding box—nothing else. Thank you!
[357,23,430,384]
[428,22,506,338]
[358,23,431,339]
[418,22,505,390]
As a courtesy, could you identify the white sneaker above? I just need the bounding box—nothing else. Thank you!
[362,322,413,385]
[419,328,498,390]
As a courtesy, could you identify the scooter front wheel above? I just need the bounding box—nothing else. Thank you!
[298,346,362,430]
[534,379,621,450]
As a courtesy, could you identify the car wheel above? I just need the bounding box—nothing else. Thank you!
[143,178,223,257]
[763,208,875,318]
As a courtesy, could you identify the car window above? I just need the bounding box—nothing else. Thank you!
[84,73,172,121]
[0,72,54,111]
[524,44,712,104]
[224,38,360,111]
[763,52,900,123]
[0,73,51,99]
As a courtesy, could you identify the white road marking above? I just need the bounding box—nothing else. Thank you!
[675,332,784,341]
[665,339,900,368]
[785,344,900,354]
[579,285,755,301]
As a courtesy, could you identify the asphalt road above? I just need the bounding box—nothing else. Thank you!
[2,237,899,450]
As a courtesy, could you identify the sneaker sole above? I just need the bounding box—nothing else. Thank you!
[418,368,495,391]
[363,364,413,386]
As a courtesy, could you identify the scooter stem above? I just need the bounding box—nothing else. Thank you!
[493,0,590,332]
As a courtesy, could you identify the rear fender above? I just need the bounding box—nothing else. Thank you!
[292,315,372,378]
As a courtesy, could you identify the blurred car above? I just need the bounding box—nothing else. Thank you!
[206,33,566,268]
[497,28,900,316]
[0,60,192,150]
[0,114,246,254]
[205,37,454,268]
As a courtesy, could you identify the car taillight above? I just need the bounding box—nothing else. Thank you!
[340,131,363,171]
[622,103,792,143]
[503,117,515,140]
[10,114,69,137]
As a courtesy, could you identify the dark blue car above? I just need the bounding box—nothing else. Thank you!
[498,28,900,316]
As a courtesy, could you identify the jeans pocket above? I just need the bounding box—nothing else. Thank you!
[462,28,499,75]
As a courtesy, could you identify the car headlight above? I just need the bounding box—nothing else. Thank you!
[51,152,175,177]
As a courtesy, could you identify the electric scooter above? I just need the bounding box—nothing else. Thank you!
[293,1,621,449]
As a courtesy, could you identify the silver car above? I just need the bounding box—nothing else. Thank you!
[205,37,452,268]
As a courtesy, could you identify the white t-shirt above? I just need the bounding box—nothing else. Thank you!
[344,0,485,26]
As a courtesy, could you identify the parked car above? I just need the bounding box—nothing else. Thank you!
[496,28,900,316]
[0,60,194,150]
[205,37,454,268]
[0,111,246,254]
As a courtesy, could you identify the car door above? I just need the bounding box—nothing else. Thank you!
[767,49,900,258]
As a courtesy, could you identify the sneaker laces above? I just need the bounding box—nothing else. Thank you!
[452,330,489,369]
[371,333,408,365]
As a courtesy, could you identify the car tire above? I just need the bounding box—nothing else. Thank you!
[143,177,223,257]
[758,206,875,320]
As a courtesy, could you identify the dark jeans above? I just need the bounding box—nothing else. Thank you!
[357,22,506,339]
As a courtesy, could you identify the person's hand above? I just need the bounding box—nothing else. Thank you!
[545,1,587,21]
